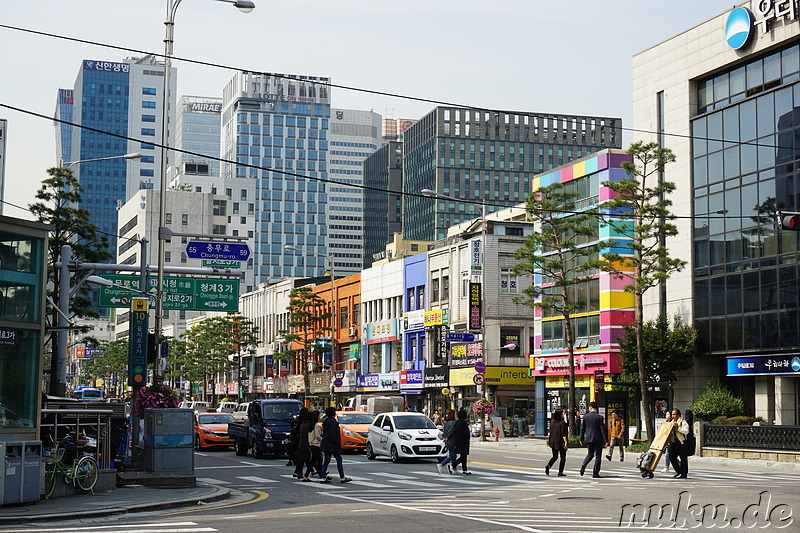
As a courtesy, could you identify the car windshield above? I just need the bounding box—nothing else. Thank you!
[394,416,437,430]
[83,390,101,398]
[338,414,374,425]
[198,414,235,424]
[261,402,301,421]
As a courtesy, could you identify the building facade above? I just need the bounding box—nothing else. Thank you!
[403,107,623,241]
[221,71,331,286]
[362,141,403,267]
[633,2,800,423]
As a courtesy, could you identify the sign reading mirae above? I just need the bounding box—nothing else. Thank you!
[726,2,798,51]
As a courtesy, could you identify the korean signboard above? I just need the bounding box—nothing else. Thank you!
[468,283,482,332]
[366,319,399,344]
[450,343,484,368]
[727,355,800,376]
[399,370,423,390]
[470,239,483,276]
[424,308,449,327]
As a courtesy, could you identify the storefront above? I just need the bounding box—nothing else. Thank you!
[423,365,449,415]
[365,318,402,374]
[308,372,332,410]
[332,369,357,408]
[727,355,800,425]
[399,369,423,411]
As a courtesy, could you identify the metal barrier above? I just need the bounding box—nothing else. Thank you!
[40,409,114,469]
[704,424,800,451]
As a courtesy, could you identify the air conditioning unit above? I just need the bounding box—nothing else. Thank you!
[349,326,358,338]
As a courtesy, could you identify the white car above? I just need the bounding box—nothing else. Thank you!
[366,412,446,463]
[231,402,249,422]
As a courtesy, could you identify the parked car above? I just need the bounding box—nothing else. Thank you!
[231,402,249,422]
[228,399,303,458]
[333,411,374,451]
[179,401,212,414]
[216,401,239,413]
[366,412,445,463]
[194,412,236,450]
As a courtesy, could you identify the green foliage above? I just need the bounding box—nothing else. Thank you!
[689,380,746,421]
[710,416,766,426]
[276,286,331,367]
[80,339,128,383]
[617,314,697,383]
[626,441,651,453]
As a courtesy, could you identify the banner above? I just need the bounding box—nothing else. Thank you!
[468,283,482,332]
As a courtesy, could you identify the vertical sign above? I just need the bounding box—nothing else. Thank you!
[0,119,6,216]
[435,325,448,366]
[128,298,149,386]
[468,282,482,332]
[470,239,483,276]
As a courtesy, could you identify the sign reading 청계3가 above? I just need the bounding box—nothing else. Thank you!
[725,2,799,51]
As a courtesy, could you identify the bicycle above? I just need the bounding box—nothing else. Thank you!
[42,433,99,499]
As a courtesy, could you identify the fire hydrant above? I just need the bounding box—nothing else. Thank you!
[493,427,500,442]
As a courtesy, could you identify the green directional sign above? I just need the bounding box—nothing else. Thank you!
[97,274,240,311]
[202,259,241,268]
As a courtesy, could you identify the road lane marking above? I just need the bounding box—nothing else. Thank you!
[157,490,269,516]
[237,475,277,483]
[196,477,230,484]
[0,524,206,532]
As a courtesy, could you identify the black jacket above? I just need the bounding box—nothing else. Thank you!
[452,419,471,454]
[298,420,313,461]
[580,410,607,445]
[320,416,341,452]
[548,419,568,449]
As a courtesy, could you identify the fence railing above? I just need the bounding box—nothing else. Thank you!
[704,424,800,451]
[40,409,115,469]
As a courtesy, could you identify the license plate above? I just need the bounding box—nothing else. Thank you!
[419,446,437,451]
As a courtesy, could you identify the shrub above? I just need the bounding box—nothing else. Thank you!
[710,416,766,426]
[627,441,650,453]
[689,380,745,421]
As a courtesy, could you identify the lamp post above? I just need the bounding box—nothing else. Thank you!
[65,152,143,169]
[153,0,255,383]
[284,245,336,406]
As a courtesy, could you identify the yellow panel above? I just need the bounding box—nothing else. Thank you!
[449,367,476,386]
[600,291,635,309]
[485,366,535,385]
[545,375,593,388]
[573,161,586,180]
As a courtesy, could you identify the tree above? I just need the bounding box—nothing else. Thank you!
[29,168,113,396]
[617,314,697,385]
[80,339,128,389]
[601,142,687,442]
[277,286,332,403]
[513,182,608,437]
[689,380,745,421]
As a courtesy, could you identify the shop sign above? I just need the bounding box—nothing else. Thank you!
[435,325,448,366]
[545,375,593,388]
[424,366,449,388]
[378,372,399,391]
[357,373,380,392]
[0,328,20,347]
[534,354,607,372]
[309,372,331,394]
[366,319,399,344]
[227,383,237,394]
[253,377,264,391]
[404,309,425,331]
[725,2,798,51]
[265,377,288,394]
[333,369,357,392]
[450,343,483,368]
[727,355,800,376]
[424,308,449,327]
[470,239,483,276]
[215,383,226,395]
[348,343,361,361]
[399,369,423,390]
[287,374,305,394]
[449,366,534,387]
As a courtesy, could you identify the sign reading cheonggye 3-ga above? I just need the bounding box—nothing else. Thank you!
[726,1,798,51]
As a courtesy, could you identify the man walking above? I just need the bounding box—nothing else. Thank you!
[579,402,607,478]
[606,410,625,462]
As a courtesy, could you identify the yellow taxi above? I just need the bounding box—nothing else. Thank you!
[194,412,235,450]
[335,411,375,451]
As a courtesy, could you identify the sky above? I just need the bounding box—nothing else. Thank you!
[0,0,739,220]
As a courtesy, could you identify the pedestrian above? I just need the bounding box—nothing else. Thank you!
[545,409,568,476]
[319,406,351,484]
[286,407,308,467]
[668,408,690,479]
[436,409,457,474]
[295,410,321,481]
[579,401,607,478]
[661,446,671,473]
[431,410,443,427]
[606,410,625,462]
[451,408,472,475]
[573,408,582,437]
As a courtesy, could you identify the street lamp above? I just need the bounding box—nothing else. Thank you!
[64,152,143,169]
[420,188,487,223]
[284,245,336,404]
[154,0,255,383]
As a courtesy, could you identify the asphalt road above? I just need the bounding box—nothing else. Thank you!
[5,444,798,532]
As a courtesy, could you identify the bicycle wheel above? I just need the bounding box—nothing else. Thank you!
[43,464,58,499]
[74,456,98,492]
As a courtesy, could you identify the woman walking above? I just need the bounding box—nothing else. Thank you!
[436,410,457,474]
[287,407,308,468]
[450,409,471,475]
[545,409,568,476]
[319,407,351,484]
[295,410,320,481]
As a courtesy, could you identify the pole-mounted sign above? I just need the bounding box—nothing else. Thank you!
[128,298,149,386]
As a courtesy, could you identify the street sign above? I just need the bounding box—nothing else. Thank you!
[333,378,343,387]
[202,259,241,268]
[473,373,485,385]
[186,241,251,261]
[445,331,476,343]
[128,298,149,386]
[474,361,486,373]
[97,274,240,311]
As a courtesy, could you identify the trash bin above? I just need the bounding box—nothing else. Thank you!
[142,409,194,475]
[1,440,42,505]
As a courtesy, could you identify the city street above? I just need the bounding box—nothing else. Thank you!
[2,444,797,532]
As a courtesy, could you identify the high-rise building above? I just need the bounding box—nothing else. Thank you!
[402,107,623,241]
[172,95,223,182]
[0,118,6,215]
[54,89,74,167]
[382,118,417,143]
[328,108,382,274]
[221,71,331,285]
[59,55,176,253]
[363,141,403,267]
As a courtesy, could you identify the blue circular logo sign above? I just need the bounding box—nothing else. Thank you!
[792,357,800,372]
[726,7,754,50]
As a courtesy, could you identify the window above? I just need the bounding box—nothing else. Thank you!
[340,306,349,329]
[232,202,240,214]
[141,156,155,163]
[500,269,518,293]
[142,87,157,95]
[417,286,425,309]
[442,272,450,300]
[461,271,469,298]
[212,199,226,216]
[353,303,360,327]
[165,213,172,224]
[411,244,419,251]
[141,114,156,122]
[180,252,187,264]
[141,128,155,136]
[164,251,171,263]
[431,277,440,302]
[181,214,188,226]
[140,143,154,150]
[226,188,232,198]
[505,226,524,236]
[407,288,415,311]
[139,169,154,177]
[241,189,248,200]
[142,101,157,109]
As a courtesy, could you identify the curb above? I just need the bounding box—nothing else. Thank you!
[0,486,231,525]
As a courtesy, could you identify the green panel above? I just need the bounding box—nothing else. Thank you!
[195,279,240,311]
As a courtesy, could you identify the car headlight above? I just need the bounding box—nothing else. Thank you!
[201,429,215,435]
[398,431,412,441]
[263,428,272,438]
[438,431,444,440]
[342,427,355,437]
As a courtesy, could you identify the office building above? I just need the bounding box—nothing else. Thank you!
[221,71,331,286]
[382,118,417,143]
[633,1,800,422]
[328,108,382,274]
[403,107,623,241]
[363,141,403,267]
[0,119,6,215]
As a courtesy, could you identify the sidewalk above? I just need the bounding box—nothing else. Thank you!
[0,484,231,525]
[470,436,800,473]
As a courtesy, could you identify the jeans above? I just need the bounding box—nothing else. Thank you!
[321,449,345,479]
[439,446,457,466]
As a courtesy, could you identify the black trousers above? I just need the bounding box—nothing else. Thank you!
[453,452,469,472]
[669,440,688,477]
[582,442,603,476]
[547,447,567,474]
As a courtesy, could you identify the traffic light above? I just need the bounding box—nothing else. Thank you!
[780,211,800,231]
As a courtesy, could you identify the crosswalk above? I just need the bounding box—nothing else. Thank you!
[0,522,217,533]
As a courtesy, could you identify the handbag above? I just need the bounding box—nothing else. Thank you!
[685,432,696,456]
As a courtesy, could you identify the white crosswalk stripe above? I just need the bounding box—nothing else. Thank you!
[0,522,217,533]
[236,475,278,483]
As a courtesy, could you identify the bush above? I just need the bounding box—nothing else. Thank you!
[710,416,766,426]
[627,441,650,453]
[689,380,745,421]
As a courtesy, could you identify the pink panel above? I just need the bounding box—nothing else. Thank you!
[560,166,573,182]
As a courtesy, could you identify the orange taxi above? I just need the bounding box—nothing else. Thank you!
[194,412,236,450]
[335,411,375,451]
